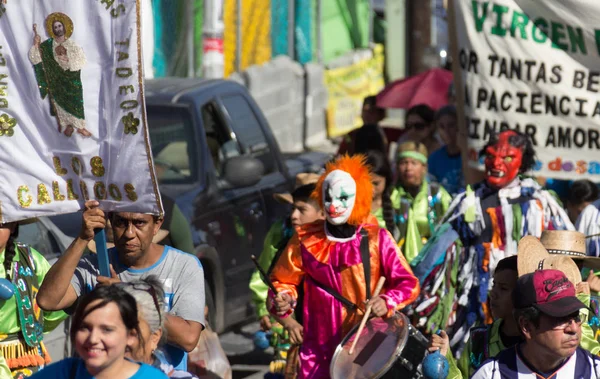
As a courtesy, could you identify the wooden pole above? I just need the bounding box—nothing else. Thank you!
[447,0,484,185]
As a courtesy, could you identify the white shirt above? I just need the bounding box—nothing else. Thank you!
[472,345,600,379]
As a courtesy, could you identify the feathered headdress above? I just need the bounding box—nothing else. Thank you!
[312,155,373,226]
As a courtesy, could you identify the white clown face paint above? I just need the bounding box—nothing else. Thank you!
[322,170,357,225]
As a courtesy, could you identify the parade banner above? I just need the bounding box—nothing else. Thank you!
[325,44,385,138]
[0,0,162,223]
[453,0,600,180]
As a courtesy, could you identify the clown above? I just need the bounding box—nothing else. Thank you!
[268,155,419,379]
[410,130,573,356]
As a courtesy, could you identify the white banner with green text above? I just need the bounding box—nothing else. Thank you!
[453,0,600,180]
[0,0,162,222]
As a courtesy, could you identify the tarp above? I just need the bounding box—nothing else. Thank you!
[0,0,162,222]
[324,44,384,138]
[453,0,600,180]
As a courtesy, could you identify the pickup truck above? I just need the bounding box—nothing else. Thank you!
[144,78,329,333]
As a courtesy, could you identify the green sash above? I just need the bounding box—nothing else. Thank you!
[11,244,44,347]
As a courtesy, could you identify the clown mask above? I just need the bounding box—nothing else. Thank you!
[484,131,523,189]
[323,170,357,225]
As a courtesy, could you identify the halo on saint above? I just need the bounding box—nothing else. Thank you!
[45,12,74,40]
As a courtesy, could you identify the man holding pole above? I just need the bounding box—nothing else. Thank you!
[36,200,205,371]
[268,155,419,378]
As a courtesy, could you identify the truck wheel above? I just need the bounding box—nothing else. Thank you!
[205,279,216,328]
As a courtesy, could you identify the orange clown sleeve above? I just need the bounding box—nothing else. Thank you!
[269,233,304,301]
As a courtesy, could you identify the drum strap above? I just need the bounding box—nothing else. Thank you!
[360,228,371,300]
[309,229,371,312]
[309,276,358,311]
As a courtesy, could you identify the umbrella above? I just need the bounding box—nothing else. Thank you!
[376,68,453,110]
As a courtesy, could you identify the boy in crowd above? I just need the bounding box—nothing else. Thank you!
[429,256,522,378]
[249,173,324,374]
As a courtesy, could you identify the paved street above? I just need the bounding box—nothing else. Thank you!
[220,321,273,379]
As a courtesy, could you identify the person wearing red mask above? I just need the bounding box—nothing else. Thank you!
[409,130,574,356]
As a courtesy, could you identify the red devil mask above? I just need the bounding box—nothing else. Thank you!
[484,131,523,189]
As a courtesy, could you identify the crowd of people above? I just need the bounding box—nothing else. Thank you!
[2,95,600,378]
[248,96,600,379]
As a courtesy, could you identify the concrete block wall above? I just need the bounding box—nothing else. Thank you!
[244,56,305,152]
[230,56,328,153]
[304,63,328,149]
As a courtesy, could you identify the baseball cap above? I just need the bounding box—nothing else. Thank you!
[512,269,586,318]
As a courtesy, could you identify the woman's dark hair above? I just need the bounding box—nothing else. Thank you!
[2,223,18,280]
[495,255,517,274]
[354,124,387,155]
[568,180,599,206]
[365,150,396,235]
[406,104,435,125]
[479,130,536,173]
[70,285,143,350]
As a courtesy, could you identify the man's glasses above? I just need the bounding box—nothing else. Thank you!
[117,282,162,325]
[406,122,427,130]
[549,313,582,330]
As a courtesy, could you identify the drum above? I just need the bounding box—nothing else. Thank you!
[330,312,429,379]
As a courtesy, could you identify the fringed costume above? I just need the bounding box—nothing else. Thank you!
[409,131,574,357]
[0,243,68,378]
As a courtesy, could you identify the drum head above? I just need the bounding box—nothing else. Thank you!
[330,312,409,379]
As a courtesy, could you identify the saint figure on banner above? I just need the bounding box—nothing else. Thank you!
[28,12,91,138]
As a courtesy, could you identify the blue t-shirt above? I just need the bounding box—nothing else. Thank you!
[30,358,168,378]
[428,146,464,195]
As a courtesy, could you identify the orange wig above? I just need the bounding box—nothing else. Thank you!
[312,154,373,226]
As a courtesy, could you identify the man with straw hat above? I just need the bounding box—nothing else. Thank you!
[518,235,600,355]
[472,268,600,378]
[249,173,324,376]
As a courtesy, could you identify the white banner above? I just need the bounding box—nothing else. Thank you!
[0,0,162,223]
[453,0,600,180]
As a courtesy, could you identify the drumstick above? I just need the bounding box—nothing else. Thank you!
[349,276,386,355]
[250,255,279,296]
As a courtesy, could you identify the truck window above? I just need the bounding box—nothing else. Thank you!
[201,102,243,177]
[220,94,276,174]
[147,106,197,184]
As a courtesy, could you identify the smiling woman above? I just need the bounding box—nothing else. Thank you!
[28,285,168,379]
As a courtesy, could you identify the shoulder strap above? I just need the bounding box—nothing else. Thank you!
[308,228,371,313]
[266,234,293,277]
[360,228,371,300]
[309,276,358,312]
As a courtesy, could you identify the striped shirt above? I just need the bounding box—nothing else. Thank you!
[472,345,600,379]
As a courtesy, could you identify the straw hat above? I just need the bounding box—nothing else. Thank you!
[87,228,170,253]
[273,172,321,204]
[517,236,582,286]
[541,230,600,270]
